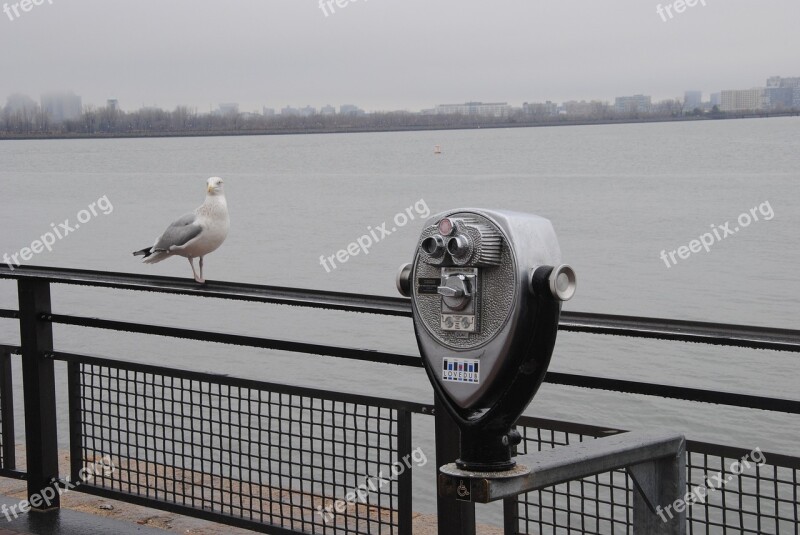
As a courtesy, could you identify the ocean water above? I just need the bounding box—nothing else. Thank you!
[1,117,798,523]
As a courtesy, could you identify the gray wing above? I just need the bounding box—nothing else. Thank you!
[153,213,203,251]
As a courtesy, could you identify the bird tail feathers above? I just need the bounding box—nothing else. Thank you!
[133,247,170,264]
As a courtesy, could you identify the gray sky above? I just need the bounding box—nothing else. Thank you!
[1,0,798,112]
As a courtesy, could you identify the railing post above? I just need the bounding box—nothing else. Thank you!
[397,409,413,535]
[434,393,475,535]
[18,280,60,510]
[503,497,519,534]
[629,442,687,535]
[0,351,15,470]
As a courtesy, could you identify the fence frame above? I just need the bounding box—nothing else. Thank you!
[0,265,798,534]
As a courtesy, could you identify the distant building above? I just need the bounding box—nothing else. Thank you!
[766,76,800,108]
[40,91,82,122]
[766,76,800,89]
[720,89,766,112]
[434,102,511,117]
[216,103,239,116]
[683,90,702,112]
[299,105,316,117]
[106,99,119,112]
[5,94,38,114]
[262,107,275,117]
[765,87,794,110]
[320,105,336,116]
[614,94,652,114]
[710,93,722,107]
[339,104,365,116]
[281,106,300,116]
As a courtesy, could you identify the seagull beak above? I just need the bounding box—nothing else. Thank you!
[207,185,214,193]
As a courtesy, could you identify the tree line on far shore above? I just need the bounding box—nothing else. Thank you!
[1,94,793,138]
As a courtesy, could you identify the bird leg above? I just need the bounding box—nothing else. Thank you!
[189,257,204,284]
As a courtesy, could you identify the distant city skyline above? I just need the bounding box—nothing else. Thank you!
[5,73,798,118]
[2,71,794,115]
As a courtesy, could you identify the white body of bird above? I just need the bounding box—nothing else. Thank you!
[133,177,229,283]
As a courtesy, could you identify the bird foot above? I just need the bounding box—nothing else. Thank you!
[194,276,206,284]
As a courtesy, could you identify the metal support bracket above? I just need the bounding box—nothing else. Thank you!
[438,430,686,534]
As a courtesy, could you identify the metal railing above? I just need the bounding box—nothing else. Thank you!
[0,265,798,534]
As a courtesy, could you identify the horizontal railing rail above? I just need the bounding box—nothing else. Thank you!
[46,313,424,367]
[0,265,411,316]
[516,414,800,470]
[0,344,20,355]
[545,371,800,414]
[562,310,800,353]
[52,350,429,413]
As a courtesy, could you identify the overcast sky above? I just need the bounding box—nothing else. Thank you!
[1,0,798,112]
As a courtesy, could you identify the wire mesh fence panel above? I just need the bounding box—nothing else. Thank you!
[512,420,800,535]
[514,425,633,535]
[685,450,800,534]
[70,358,408,535]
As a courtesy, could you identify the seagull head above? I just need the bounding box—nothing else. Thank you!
[206,176,225,196]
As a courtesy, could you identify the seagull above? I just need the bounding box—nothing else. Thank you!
[133,177,229,284]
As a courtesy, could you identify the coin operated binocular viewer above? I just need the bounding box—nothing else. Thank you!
[397,209,576,472]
